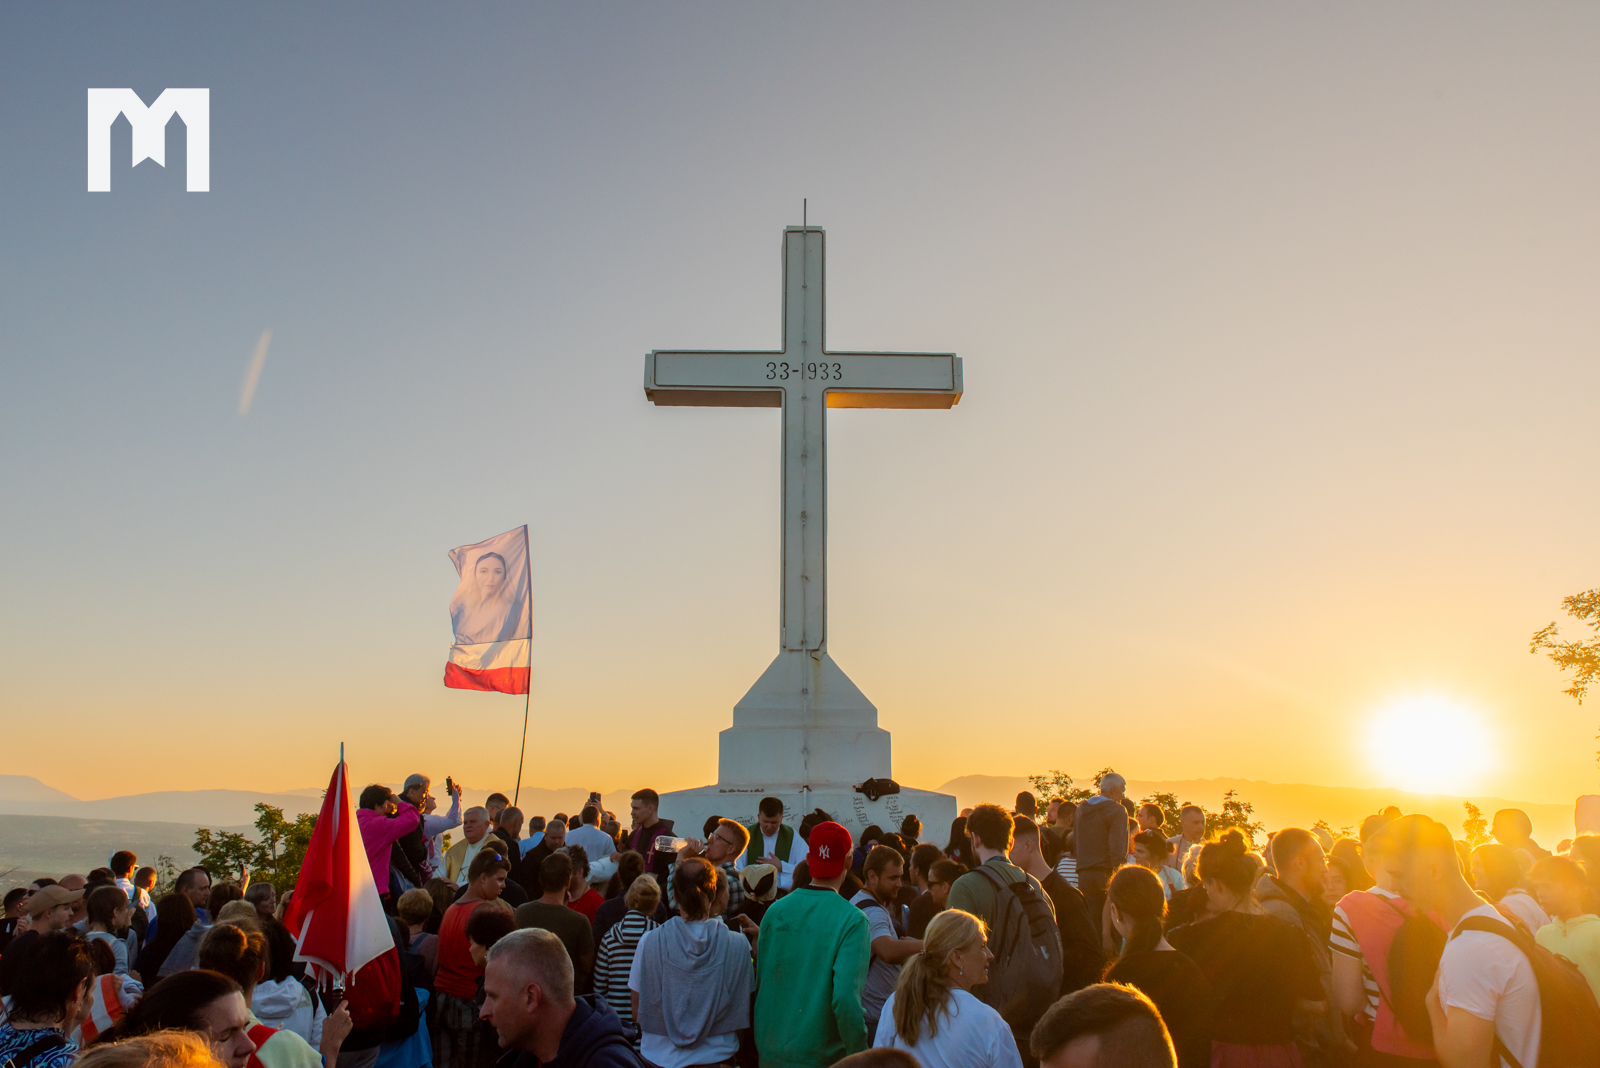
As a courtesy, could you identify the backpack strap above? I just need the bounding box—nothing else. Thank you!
[975,862,1008,892]
[3,1034,67,1068]
[1453,914,1529,947]
[854,896,905,939]
[1451,916,1529,1068]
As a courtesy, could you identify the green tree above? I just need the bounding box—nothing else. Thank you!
[152,854,180,897]
[1026,770,1091,804]
[192,827,261,886]
[1462,801,1490,849]
[1531,588,1600,703]
[1531,588,1600,771]
[253,805,317,893]
[192,804,317,894]
[1205,790,1265,845]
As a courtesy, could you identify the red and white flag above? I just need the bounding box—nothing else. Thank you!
[443,525,531,694]
[283,758,400,1029]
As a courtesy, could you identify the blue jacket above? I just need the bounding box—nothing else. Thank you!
[494,995,645,1068]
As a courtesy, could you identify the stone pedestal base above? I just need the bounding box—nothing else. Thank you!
[658,782,956,846]
[660,647,954,848]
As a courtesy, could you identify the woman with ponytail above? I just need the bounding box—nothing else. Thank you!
[1166,830,1323,1068]
[1103,865,1209,1068]
[871,909,1021,1068]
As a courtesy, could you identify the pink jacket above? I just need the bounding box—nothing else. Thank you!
[356,802,421,895]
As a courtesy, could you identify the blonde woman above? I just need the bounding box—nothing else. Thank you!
[76,1031,226,1068]
[872,909,1022,1068]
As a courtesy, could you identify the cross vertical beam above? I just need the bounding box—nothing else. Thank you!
[784,227,824,650]
[644,225,962,656]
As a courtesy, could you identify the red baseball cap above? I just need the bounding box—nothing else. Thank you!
[807,821,854,879]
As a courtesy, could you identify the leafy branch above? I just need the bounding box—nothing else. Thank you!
[1530,588,1600,703]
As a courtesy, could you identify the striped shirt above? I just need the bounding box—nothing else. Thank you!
[1055,853,1078,886]
[593,910,658,1047]
[1330,902,1382,1021]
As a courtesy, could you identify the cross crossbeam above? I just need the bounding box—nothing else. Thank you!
[644,226,962,652]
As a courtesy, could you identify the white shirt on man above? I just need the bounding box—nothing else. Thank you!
[115,877,155,923]
[1438,904,1541,1068]
[568,823,616,865]
[873,988,1023,1068]
[454,835,495,886]
[757,830,807,890]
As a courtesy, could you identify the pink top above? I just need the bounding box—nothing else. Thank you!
[356,802,421,894]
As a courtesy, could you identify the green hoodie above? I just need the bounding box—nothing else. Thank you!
[755,884,872,1068]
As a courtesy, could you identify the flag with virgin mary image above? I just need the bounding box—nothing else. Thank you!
[443,525,531,694]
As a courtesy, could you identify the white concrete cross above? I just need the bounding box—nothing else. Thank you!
[644,225,962,653]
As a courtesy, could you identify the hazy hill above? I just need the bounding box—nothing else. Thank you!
[935,774,1581,846]
[0,777,644,830]
[0,782,324,826]
[0,814,223,892]
[0,776,78,803]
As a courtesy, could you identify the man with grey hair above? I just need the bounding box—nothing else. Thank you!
[447,806,496,886]
[482,928,644,1067]
[398,773,461,883]
[1074,772,1130,936]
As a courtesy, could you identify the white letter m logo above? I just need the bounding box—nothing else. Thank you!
[87,88,210,192]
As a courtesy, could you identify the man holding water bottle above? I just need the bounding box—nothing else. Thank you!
[664,819,751,912]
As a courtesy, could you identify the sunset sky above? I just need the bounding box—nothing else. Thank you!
[2,4,1598,809]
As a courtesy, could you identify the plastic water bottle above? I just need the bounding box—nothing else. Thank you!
[654,835,689,853]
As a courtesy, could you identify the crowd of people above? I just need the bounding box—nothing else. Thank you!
[5,771,1600,1068]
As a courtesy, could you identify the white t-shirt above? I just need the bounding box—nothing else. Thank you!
[1498,889,1550,933]
[1438,904,1541,1068]
[627,925,741,1068]
[873,989,1023,1068]
[115,877,155,922]
[850,891,904,1023]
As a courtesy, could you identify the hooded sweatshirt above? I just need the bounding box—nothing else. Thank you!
[252,978,325,1048]
[631,917,752,1060]
[1074,795,1130,872]
[493,995,644,1068]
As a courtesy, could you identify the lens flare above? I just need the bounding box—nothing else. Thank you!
[1366,694,1494,795]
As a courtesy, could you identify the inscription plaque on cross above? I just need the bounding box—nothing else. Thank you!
[644,225,962,795]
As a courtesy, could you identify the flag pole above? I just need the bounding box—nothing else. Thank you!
[513,524,532,807]
[514,689,529,806]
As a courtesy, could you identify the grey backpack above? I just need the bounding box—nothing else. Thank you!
[974,864,1063,1032]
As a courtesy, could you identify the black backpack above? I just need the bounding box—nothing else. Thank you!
[1387,905,1448,1043]
[1454,915,1600,1068]
[974,865,1063,1033]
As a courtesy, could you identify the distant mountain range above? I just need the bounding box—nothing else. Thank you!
[933,774,1584,847]
[0,776,646,830]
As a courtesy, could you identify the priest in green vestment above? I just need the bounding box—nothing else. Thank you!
[744,796,808,890]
